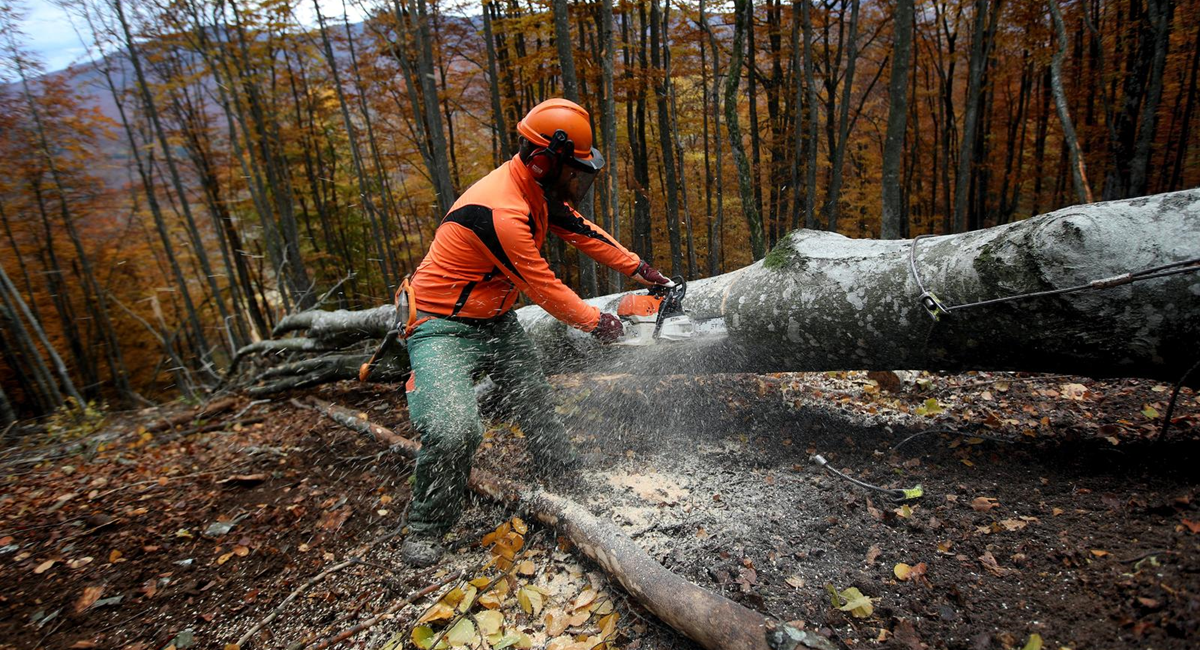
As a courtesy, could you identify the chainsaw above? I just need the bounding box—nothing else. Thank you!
[613,278,695,346]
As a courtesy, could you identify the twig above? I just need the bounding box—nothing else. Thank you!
[892,427,1016,451]
[305,569,464,650]
[1160,357,1199,439]
[235,559,358,648]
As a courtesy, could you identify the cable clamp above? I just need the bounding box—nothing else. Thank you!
[1089,273,1133,290]
[919,291,950,321]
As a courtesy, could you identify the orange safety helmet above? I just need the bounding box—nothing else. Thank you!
[517,99,605,177]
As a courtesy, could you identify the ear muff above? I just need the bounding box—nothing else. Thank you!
[526,129,573,183]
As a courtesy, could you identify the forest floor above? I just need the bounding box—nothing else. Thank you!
[0,369,1197,650]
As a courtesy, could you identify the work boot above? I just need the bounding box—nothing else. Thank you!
[402,534,445,568]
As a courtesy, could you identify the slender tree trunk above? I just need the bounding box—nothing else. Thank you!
[1049,0,1095,204]
[1129,0,1171,197]
[1169,21,1200,191]
[0,259,81,406]
[700,4,726,274]
[726,0,767,260]
[801,0,819,230]
[881,0,914,238]
[650,0,683,276]
[628,3,653,263]
[953,0,992,232]
[825,0,861,232]
[483,0,510,165]
[601,0,622,290]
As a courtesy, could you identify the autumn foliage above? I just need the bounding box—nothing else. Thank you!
[1,0,1197,412]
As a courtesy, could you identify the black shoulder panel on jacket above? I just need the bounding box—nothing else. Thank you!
[444,204,526,282]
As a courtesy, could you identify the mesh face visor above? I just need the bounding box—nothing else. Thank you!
[559,146,604,206]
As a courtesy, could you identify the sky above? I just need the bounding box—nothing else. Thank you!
[14,0,370,74]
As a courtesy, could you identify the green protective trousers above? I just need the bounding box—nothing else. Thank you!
[405,312,576,536]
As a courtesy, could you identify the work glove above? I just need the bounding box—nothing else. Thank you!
[632,260,673,286]
[591,313,624,344]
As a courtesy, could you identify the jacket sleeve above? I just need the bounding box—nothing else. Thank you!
[485,207,602,332]
[547,202,641,276]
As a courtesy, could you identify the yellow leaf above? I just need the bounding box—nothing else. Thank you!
[894,563,912,581]
[412,625,436,650]
[33,559,56,574]
[475,610,504,636]
[441,587,466,608]
[445,617,476,646]
[108,550,123,563]
[469,576,492,589]
[217,552,234,565]
[518,586,543,617]
[545,609,568,636]
[458,585,478,613]
[1090,549,1109,558]
[837,587,874,618]
[894,505,913,519]
[571,588,598,611]
[1022,633,1044,650]
[598,611,619,637]
[418,602,455,624]
[516,560,536,575]
[512,517,528,534]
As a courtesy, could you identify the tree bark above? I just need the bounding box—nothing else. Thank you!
[726,0,768,260]
[881,0,914,238]
[953,0,992,232]
[600,0,622,291]
[1049,0,1095,205]
[244,190,1200,392]
[306,398,834,650]
[650,0,684,276]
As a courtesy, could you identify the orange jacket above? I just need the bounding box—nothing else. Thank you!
[409,155,641,332]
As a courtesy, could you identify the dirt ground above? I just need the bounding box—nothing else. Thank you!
[0,370,1197,650]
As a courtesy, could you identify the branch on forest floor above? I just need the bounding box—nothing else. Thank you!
[303,397,836,650]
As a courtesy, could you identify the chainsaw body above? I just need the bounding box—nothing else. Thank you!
[614,280,693,346]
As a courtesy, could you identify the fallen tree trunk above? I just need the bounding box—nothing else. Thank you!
[305,397,834,650]
[242,190,1200,392]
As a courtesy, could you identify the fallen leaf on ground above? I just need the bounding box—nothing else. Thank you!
[33,559,56,574]
[1181,519,1200,534]
[971,497,1000,512]
[866,545,882,564]
[978,551,1011,576]
[75,585,104,612]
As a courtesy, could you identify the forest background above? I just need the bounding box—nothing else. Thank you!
[0,0,1195,417]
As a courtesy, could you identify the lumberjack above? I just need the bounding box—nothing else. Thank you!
[395,98,672,566]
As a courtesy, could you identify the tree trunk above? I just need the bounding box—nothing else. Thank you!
[1049,0,1095,205]
[246,190,1200,392]
[726,0,768,260]
[601,0,622,292]
[881,0,914,238]
[483,0,510,165]
[651,0,684,276]
[801,0,819,230]
[1128,0,1171,197]
[953,0,992,232]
